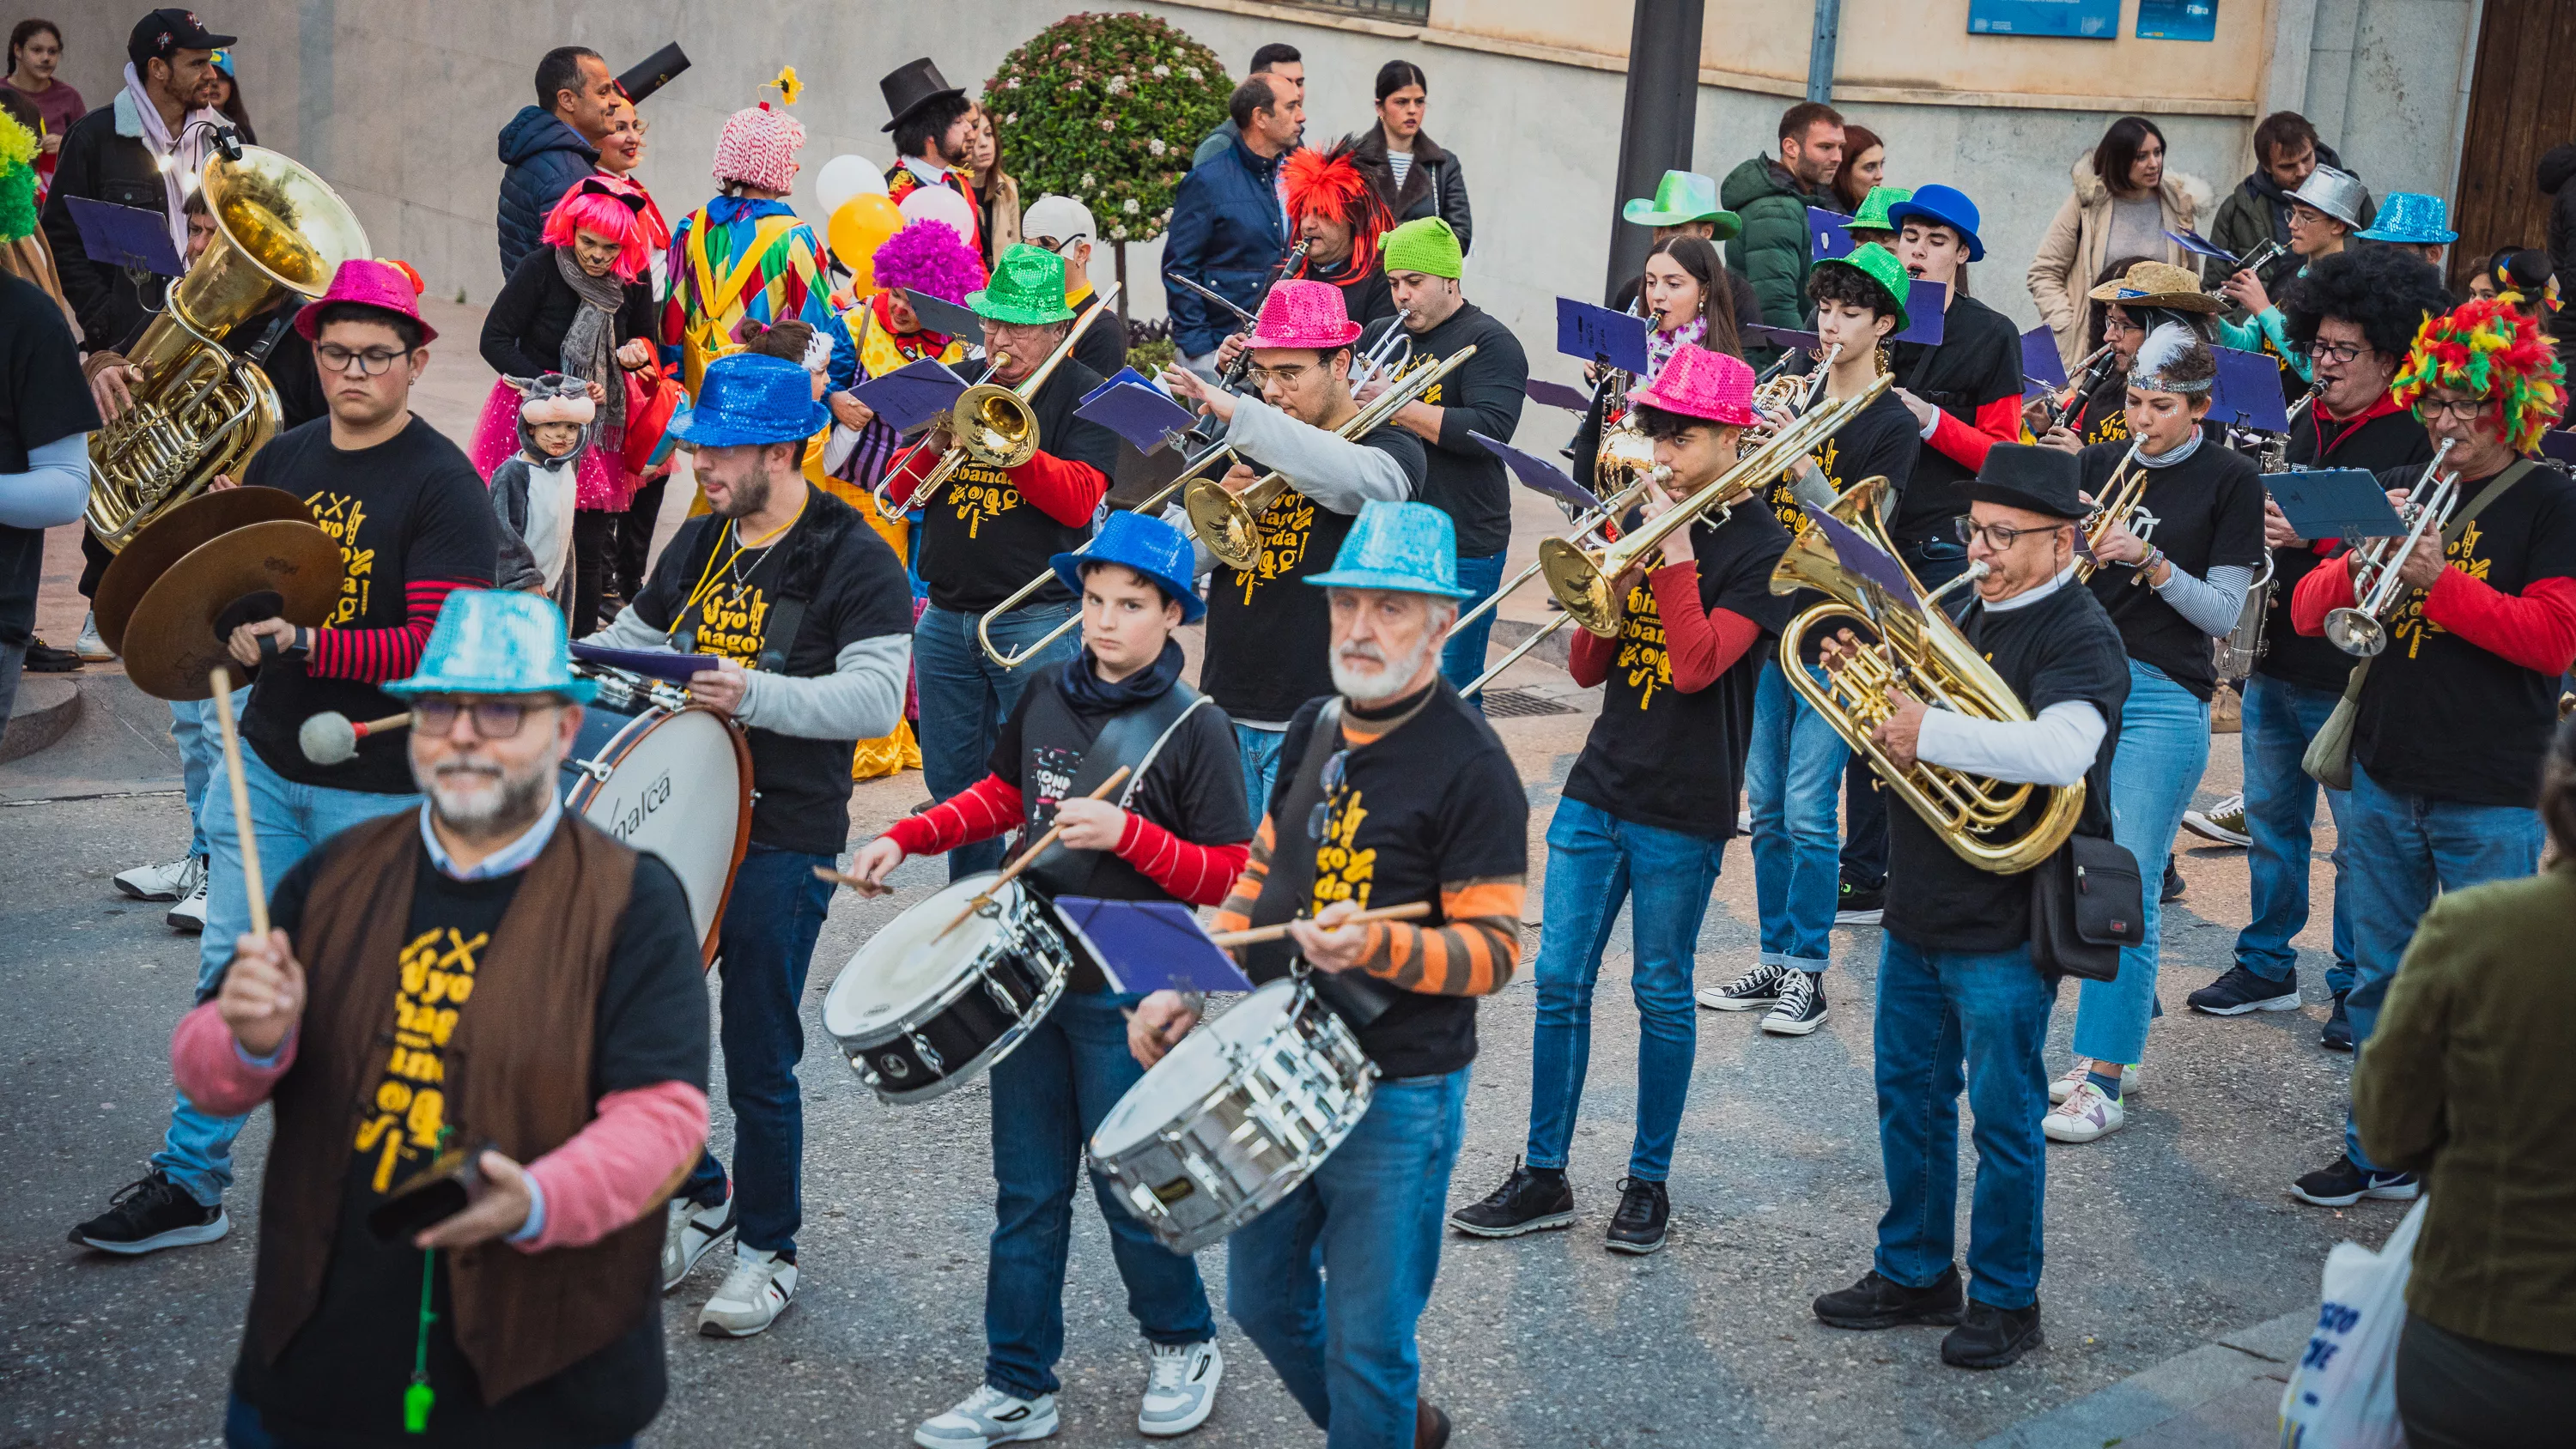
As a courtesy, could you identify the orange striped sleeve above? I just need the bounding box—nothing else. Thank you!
[1353,876,1524,997]
[1210,815,1276,937]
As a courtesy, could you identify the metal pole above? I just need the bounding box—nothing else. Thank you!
[1807,0,1843,105]
[1605,0,1707,304]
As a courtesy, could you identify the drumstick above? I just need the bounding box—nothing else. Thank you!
[1205,900,1431,948]
[208,667,270,939]
[812,865,891,898]
[933,766,1131,942]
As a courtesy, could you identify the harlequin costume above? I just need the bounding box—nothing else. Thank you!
[664,89,846,398]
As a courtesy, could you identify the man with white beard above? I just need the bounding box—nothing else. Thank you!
[1129,500,1528,1449]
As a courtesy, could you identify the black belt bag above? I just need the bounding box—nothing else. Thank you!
[2028,834,2141,983]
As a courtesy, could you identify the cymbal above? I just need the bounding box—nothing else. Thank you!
[94,488,316,656]
[121,520,344,701]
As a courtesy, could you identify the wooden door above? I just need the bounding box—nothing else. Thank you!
[2450,0,2576,295]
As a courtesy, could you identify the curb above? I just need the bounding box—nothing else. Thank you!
[1971,1309,2308,1449]
[0,675,82,764]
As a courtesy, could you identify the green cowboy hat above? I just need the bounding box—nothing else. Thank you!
[1849,185,1912,234]
[1621,170,1741,239]
[1814,241,1911,334]
[968,244,1077,326]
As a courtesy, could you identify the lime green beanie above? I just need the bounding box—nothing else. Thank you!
[1382,217,1462,281]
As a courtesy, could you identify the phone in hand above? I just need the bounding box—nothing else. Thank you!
[367,1139,493,1242]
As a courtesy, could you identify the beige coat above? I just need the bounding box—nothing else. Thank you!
[2025,155,2212,367]
[980,169,1023,265]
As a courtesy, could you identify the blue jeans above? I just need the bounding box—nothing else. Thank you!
[170,689,246,858]
[1873,933,2058,1310]
[984,989,1213,1398]
[1437,551,1508,705]
[1227,1068,1468,1449]
[2234,675,2354,990]
[1747,659,1851,971]
[915,602,1080,878]
[682,845,835,1256]
[1235,723,1287,825]
[2071,660,2207,1067]
[2338,762,2543,1172]
[223,1392,633,1449]
[1523,797,1725,1182]
[156,749,418,1205]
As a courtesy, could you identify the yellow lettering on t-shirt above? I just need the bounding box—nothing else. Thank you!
[306,492,374,623]
[1232,488,1318,605]
[1614,579,1673,709]
[1310,788,1376,909]
[945,464,1022,538]
[353,926,484,1191]
[2391,519,2491,659]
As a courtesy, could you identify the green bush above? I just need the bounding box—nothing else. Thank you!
[985,14,1229,246]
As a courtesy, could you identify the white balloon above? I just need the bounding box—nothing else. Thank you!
[899,183,977,243]
[814,154,884,216]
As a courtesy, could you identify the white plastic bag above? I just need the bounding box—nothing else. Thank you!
[2278,1196,2427,1448]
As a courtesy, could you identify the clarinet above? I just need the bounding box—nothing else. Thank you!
[1218,239,1309,393]
[2047,341,2118,433]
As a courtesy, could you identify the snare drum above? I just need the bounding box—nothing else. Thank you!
[1088,978,1378,1254]
[821,872,1083,1105]
[562,670,752,963]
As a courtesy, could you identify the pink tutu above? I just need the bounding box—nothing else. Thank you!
[467,377,633,511]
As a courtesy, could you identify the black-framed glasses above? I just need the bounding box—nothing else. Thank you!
[413,699,538,738]
[2415,396,2496,423]
[1954,517,2063,550]
[314,343,410,376]
[2300,340,2373,366]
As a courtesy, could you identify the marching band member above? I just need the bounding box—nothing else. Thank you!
[2032,260,2220,452]
[1280,140,1399,332]
[1571,234,1744,490]
[2043,328,2264,1144]
[881,245,1120,878]
[589,351,915,1333]
[1449,348,1785,1254]
[1133,500,1525,1449]
[1358,215,1530,693]
[1710,243,1919,1036]
[2285,299,2576,1208]
[829,216,981,530]
[2184,246,2446,1040]
[1811,445,2129,1371]
[1161,279,1427,811]
[844,511,1247,1447]
[2215,164,2368,388]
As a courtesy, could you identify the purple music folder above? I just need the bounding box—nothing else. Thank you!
[2208,346,2291,433]
[2022,327,2069,396]
[902,289,985,345]
[569,642,720,685]
[1809,205,1856,261]
[1556,297,1650,375]
[1525,379,1592,413]
[1078,381,1199,454]
[851,357,969,433]
[1052,897,1256,995]
[1080,366,1163,407]
[65,196,183,277]
[1893,282,1947,345]
[2542,430,2576,465]
[1803,505,1921,613]
[1474,432,1601,512]
[2163,227,2237,264]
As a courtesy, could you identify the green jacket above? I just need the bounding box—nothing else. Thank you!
[2355,862,2576,1354]
[1722,155,1825,341]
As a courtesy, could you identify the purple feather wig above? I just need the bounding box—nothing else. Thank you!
[872,219,987,306]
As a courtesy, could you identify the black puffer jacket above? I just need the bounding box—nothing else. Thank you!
[495,106,600,279]
[38,105,169,349]
[1349,127,1472,255]
[2539,143,2576,367]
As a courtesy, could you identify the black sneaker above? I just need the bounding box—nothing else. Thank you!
[1604,1178,1668,1255]
[1834,876,1884,925]
[1449,1157,1575,1238]
[69,1171,229,1255]
[2188,964,2303,1016]
[1812,1265,1966,1330]
[2161,860,2186,903]
[2292,1155,2419,1208]
[23,639,82,672]
[2321,991,2354,1052]
[1760,970,1829,1036]
[1697,961,1786,1012]
[1941,1300,2044,1369]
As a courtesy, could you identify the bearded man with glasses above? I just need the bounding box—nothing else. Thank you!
[70,260,502,1258]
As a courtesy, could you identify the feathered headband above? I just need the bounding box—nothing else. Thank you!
[2391,297,2568,455]
[2130,322,2215,396]
[1283,142,1392,282]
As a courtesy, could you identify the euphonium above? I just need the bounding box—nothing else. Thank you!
[1540,373,1893,637]
[86,146,370,551]
[1769,476,2086,875]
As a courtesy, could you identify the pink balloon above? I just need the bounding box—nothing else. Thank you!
[898,184,977,245]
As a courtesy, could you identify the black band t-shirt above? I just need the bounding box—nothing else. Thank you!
[1886,293,2024,545]
[1759,383,1920,663]
[913,355,1116,615]
[1355,304,1528,558]
[2079,438,2267,700]
[2260,404,2437,694]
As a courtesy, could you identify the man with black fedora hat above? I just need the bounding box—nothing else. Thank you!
[1808,443,2129,1372]
[881,57,977,250]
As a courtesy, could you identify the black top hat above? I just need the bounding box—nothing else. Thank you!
[880,58,965,133]
[1963,444,2087,522]
[616,43,690,107]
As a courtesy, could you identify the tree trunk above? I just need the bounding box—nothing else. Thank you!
[1114,241,1132,328]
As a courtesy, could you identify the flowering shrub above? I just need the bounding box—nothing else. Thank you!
[985,13,1228,246]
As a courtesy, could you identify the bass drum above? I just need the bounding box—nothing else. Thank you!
[562,698,752,963]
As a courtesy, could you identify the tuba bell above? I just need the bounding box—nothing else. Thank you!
[86,146,372,551]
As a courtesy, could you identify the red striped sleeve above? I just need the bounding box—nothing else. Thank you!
[1114,815,1251,907]
[306,579,478,683]
[883,774,1025,858]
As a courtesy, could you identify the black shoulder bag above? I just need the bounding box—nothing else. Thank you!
[2029,829,2141,983]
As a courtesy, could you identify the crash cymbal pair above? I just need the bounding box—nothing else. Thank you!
[92,488,343,700]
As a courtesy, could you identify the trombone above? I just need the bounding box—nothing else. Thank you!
[872,281,1123,517]
[1455,470,1663,698]
[2324,438,2458,658]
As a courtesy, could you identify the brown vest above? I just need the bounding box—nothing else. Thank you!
[246,811,656,1405]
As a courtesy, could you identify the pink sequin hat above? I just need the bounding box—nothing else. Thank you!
[712,103,806,192]
[1629,345,1758,428]
[1246,278,1363,351]
[295,258,436,343]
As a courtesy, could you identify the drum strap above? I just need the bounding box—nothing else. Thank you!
[1245,700,1401,1029]
[1023,680,1212,899]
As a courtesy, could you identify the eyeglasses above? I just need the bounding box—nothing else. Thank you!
[1247,362,1319,389]
[1954,517,2064,550]
[413,699,544,738]
[315,343,410,376]
[1029,233,1086,255]
[2301,340,2373,366]
[2415,396,2496,423]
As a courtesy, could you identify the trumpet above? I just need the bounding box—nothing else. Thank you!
[1540,373,1893,637]
[1771,476,2086,874]
[873,281,1123,517]
[2324,439,2458,658]
[2073,442,2159,585]
[1455,471,1662,697]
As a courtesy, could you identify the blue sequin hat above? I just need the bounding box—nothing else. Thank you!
[1051,510,1206,623]
[1304,500,1473,599]
[385,589,598,702]
[666,351,831,449]
[2357,192,2457,246]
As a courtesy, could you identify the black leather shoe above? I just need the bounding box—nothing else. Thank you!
[1413,1401,1451,1449]
[1604,1177,1668,1255]
[1812,1265,1966,1330]
[1448,1157,1574,1238]
[1941,1299,2044,1368]
[2321,990,2354,1052]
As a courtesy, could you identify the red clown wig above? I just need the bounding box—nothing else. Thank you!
[1283,141,1393,283]
[541,177,653,282]
[2391,296,2569,456]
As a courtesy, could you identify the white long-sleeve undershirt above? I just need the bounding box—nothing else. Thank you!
[0,434,91,530]
[1916,700,2107,788]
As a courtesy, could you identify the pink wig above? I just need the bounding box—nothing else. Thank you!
[541,179,652,282]
[872,219,986,306]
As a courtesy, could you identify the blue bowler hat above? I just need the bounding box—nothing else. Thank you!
[667,352,832,449]
[1304,500,1474,600]
[1051,509,1206,623]
[2357,192,2457,246]
[1882,183,1985,263]
[386,589,598,702]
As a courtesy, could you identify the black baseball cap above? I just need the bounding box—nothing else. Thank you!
[128,9,237,68]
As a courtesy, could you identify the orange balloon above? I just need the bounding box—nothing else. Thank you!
[829,196,906,294]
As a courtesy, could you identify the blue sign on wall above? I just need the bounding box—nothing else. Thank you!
[2136,0,2219,40]
[1966,0,2120,38]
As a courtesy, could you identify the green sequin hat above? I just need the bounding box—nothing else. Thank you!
[968,244,1078,325]
[1621,170,1740,239]
[1849,185,1912,233]
[1814,241,1911,332]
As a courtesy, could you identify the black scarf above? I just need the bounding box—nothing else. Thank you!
[1056,640,1185,714]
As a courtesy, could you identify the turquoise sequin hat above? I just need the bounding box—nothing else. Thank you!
[1304,500,1473,600]
[385,589,598,702]
[2356,192,2457,246]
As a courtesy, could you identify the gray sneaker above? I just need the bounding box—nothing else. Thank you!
[696,1246,796,1337]
[915,1384,1060,1447]
[1139,1340,1222,1437]
[661,1194,736,1292]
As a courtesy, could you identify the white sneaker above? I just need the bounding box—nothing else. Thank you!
[2043,1080,2127,1143]
[1138,1340,1222,1437]
[114,855,200,902]
[696,1246,796,1337]
[2048,1058,2141,1105]
[915,1384,1060,1447]
[661,1194,736,1292]
[166,872,208,933]
[2181,793,2251,847]
[76,609,113,662]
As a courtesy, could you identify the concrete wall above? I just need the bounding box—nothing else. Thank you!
[35,0,2475,389]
